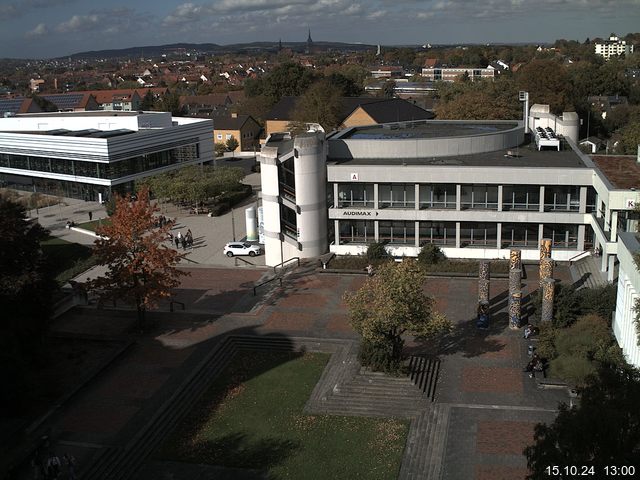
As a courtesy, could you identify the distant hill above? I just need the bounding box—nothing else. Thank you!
[61,41,379,60]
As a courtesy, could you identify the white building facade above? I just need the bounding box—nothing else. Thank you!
[595,35,634,60]
[614,232,640,368]
[0,111,214,201]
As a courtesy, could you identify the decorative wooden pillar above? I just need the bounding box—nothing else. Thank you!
[477,261,490,328]
[509,249,522,272]
[509,291,522,329]
[539,257,554,286]
[541,278,555,323]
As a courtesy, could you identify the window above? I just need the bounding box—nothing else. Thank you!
[460,185,498,210]
[418,221,455,245]
[278,158,296,200]
[217,134,222,139]
[543,224,578,248]
[378,183,415,208]
[460,223,497,247]
[586,187,596,213]
[339,220,374,244]
[502,223,539,247]
[544,186,580,212]
[418,184,456,209]
[337,183,374,208]
[378,221,415,244]
[502,185,540,211]
[280,205,297,239]
[226,134,232,140]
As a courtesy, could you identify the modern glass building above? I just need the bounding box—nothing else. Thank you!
[0,111,214,202]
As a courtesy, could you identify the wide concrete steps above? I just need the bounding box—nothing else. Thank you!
[570,254,607,289]
[398,403,451,480]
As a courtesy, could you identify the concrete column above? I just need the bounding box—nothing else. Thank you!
[374,220,379,242]
[601,251,608,272]
[333,183,338,208]
[415,221,420,247]
[497,185,503,212]
[455,221,461,248]
[456,184,461,211]
[611,210,619,241]
[541,278,555,323]
[496,223,502,249]
[415,184,420,211]
[539,186,545,213]
[604,206,611,232]
[334,220,339,245]
[509,291,522,329]
[374,183,379,210]
[608,255,616,282]
[538,224,544,244]
[579,186,587,214]
[595,193,602,218]
[577,224,586,251]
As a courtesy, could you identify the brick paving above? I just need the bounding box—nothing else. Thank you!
[14,263,574,480]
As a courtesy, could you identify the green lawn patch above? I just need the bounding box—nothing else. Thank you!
[41,236,97,285]
[76,218,111,232]
[158,350,408,479]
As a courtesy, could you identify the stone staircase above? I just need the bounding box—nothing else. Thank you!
[569,254,608,289]
[408,356,441,401]
[82,335,352,480]
[398,404,451,480]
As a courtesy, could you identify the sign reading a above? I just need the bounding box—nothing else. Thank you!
[350,172,359,181]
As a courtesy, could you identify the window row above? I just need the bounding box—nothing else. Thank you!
[338,220,582,249]
[0,145,199,180]
[332,183,596,212]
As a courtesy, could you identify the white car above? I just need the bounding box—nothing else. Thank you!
[224,242,261,257]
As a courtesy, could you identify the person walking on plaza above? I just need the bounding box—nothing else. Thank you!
[181,235,187,251]
[186,229,193,248]
[88,210,92,221]
[174,234,180,249]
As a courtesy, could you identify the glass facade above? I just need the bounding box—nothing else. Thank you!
[378,220,415,244]
[460,185,499,210]
[379,184,415,209]
[280,204,297,240]
[418,184,456,209]
[502,185,540,211]
[336,183,374,208]
[418,221,456,245]
[278,157,295,201]
[543,224,579,248]
[501,223,539,247]
[339,220,374,244]
[544,186,580,212]
[460,222,498,246]
[0,144,199,181]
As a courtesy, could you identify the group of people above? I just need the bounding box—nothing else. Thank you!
[524,353,545,378]
[168,229,194,250]
[155,215,171,228]
[31,451,76,479]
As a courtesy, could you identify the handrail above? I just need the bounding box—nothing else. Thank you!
[273,256,300,274]
[253,276,282,296]
[568,250,591,265]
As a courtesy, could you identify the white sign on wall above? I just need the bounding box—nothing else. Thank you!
[350,172,359,181]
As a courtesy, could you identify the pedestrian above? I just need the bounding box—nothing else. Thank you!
[523,324,533,339]
[88,210,93,221]
[181,235,187,251]
[366,264,374,276]
[63,453,76,480]
[46,454,61,479]
[186,229,193,248]
[174,235,180,249]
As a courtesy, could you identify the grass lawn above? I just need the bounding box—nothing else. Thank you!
[76,218,111,232]
[41,236,97,285]
[158,350,408,479]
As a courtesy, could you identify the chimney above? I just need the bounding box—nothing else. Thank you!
[231,112,238,118]
[637,144,640,164]
[54,78,58,91]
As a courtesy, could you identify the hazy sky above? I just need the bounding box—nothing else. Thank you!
[1,0,639,59]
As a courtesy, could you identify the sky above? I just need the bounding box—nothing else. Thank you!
[0,0,639,59]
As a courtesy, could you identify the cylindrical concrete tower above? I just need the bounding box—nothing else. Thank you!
[293,133,328,258]
[258,145,284,266]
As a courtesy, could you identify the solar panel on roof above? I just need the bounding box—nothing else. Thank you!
[89,129,134,138]
[0,98,25,116]
[63,129,100,137]
[42,94,84,110]
[45,129,71,135]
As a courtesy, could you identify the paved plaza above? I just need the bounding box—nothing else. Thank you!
[10,256,572,479]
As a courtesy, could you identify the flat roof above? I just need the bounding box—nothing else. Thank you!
[10,111,146,118]
[328,139,589,169]
[340,121,518,140]
[592,155,640,189]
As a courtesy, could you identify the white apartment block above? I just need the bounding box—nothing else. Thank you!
[595,35,634,60]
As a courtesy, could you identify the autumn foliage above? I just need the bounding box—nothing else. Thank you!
[343,260,450,372]
[89,187,187,327]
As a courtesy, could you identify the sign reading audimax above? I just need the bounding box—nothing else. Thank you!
[342,210,379,216]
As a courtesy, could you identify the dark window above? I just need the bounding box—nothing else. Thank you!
[460,222,497,247]
[502,185,540,211]
[543,224,578,248]
[379,184,415,209]
[501,223,539,247]
[418,221,456,245]
[378,221,415,244]
[339,220,374,244]
[337,183,374,208]
[418,184,456,209]
[460,185,498,210]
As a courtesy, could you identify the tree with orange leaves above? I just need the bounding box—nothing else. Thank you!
[88,187,187,328]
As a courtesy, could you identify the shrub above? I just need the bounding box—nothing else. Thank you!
[366,241,389,261]
[215,142,227,157]
[105,196,116,216]
[545,314,625,386]
[417,244,445,266]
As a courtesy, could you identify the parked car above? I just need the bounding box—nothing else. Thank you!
[224,242,261,257]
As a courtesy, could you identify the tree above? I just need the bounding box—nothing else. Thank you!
[157,91,185,116]
[0,197,56,408]
[381,80,396,99]
[293,79,344,131]
[245,62,317,102]
[417,244,445,266]
[89,187,187,328]
[226,135,239,152]
[524,365,640,478]
[343,261,450,372]
[215,142,227,157]
[139,89,156,110]
[515,59,570,114]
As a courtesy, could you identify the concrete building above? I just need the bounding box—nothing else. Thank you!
[595,34,634,60]
[258,106,640,292]
[213,113,261,152]
[0,111,213,202]
[421,65,495,82]
[614,232,640,368]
